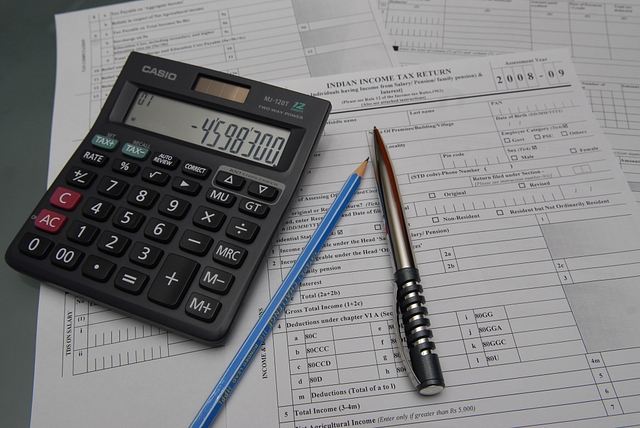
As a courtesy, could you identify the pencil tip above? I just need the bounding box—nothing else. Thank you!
[354,158,368,177]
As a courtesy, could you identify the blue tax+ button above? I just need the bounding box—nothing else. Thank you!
[91,134,118,150]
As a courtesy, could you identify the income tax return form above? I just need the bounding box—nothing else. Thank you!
[31,49,640,427]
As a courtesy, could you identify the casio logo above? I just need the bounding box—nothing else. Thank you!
[141,65,177,80]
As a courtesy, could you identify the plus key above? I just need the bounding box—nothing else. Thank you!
[147,254,199,308]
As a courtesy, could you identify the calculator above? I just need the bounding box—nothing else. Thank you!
[5,52,331,346]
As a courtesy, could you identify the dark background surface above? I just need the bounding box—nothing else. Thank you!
[0,1,124,426]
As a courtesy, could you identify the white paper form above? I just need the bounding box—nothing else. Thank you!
[49,0,398,184]
[274,49,640,427]
[372,0,640,202]
[31,38,640,428]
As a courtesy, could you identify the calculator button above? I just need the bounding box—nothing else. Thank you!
[199,266,234,294]
[121,142,150,160]
[238,198,269,218]
[66,220,99,245]
[158,195,191,219]
[179,230,213,256]
[18,233,53,259]
[112,207,145,232]
[193,206,225,232]
[82,197,115,222]
[81,255,116,282]
[213,241,247,268]
[91,134,118,151]
[247,181,279,202]
[148,254,199,308]
[112,158,140,176]
[50,244,84,270]
[144,218,177,243]
[127,186,159,209]
[114,267,149,295]
[182,162,211,179]
[185,293,221,323]
[50,187,82,211]
[226,218,259,243]
[151,152,180,170]
[66,167,97,189]
[215,171,245,190]
[97,176,129,199]
[34,209,67,234]
[206,188,236,208]
[129,242,163,268]
[141,168,170,186]
[172,176,201,196]
[81,150,109,167]
[97,231,131,257]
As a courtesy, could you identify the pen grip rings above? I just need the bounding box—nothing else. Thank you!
[395,267,445,395]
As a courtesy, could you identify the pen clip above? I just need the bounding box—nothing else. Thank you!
[392,297,421,389]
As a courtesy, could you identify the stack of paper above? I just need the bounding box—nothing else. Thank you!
[31,0,640,427]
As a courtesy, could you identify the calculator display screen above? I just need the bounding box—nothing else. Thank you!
[124,91,290,167]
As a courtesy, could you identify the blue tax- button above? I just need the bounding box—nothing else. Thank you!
[121,142,150,159]
[91,134,119,150]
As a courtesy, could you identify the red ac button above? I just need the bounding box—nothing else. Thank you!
[50,187,82,210]
[34,209,67,234]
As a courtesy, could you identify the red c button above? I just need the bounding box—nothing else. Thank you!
[50,187,82,210]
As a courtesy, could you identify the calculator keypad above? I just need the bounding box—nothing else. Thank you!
[12,136,285,344]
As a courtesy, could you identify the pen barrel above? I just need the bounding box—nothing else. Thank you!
[372,134,417,271]
[372,127,445,395]
[395,267,445,395]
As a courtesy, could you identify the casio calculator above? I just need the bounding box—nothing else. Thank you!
[5,52,331,346]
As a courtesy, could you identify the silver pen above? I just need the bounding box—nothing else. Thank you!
[371,126,445,395]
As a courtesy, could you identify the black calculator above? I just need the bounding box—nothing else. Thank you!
[5,52,331,346]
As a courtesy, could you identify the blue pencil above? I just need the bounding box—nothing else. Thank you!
[189,159,369,428]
